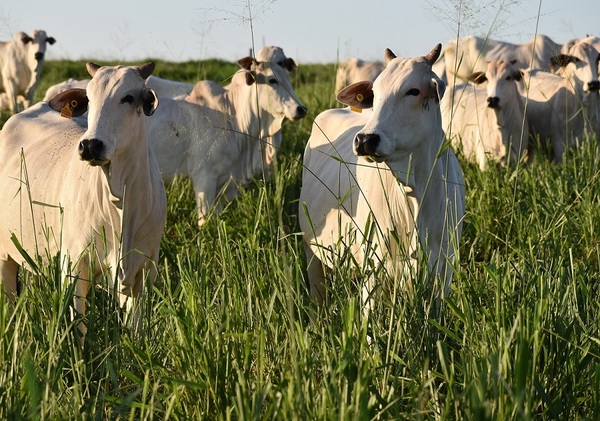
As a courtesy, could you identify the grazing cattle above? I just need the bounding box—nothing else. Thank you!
[442,60,529,170]
[299,45,465,313]
[0,62,167,338]
[437,34,562,83]
[520,39,600,162]
[43,78,90,101]
[335,58,385,94]
[147,55,307,225]
[0,30,55,113]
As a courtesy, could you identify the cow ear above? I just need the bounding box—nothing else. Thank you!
[431,77,445,103]
[141,89,159,116]
[550,54,577,71]
[21,34,33,44]
[47,37,56,45]
[468,72,487,84]
[48,88,88,118]
[281,58,297,72]
[337,81,374,109]
[245,71,256,86]
[238,56,254,71]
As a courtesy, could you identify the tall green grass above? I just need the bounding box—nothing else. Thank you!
[0,57,598,419]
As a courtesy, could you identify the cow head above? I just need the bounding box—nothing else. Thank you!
[337,44,445,162]
[551,41,600,92]
[48,62,158,166]
[20,30,55,65]
[255,46,298,72]
[236,56,307,134]
[468,60,522,109]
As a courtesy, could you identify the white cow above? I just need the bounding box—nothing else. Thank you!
[0,62,167,338]
[520,39,600,162]
[335,58,385,94]
[437,34,562,83]
[0,30,55,113]
[442,60,529,170]
[147,56,307,225]
[299,45,465,313]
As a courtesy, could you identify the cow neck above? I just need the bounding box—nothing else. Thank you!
[494,90,527,145]
[386,126,449,234]
[102,128,154,213]
[221,82,281,185]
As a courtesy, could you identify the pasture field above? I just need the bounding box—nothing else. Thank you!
[0,58,599,419]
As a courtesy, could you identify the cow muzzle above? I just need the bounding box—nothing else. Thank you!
[79,138,106,164]
[292,105,308,121]
[354,133,382,161]
[587,81,600,91]
[487,96,500,109]
[34,52,44,61]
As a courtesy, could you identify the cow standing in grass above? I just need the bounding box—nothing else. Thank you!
[442,60,529,170]
[147,55,307,225]
[0,30,55,113]
[0,62,167,339]
[299,44,465,314]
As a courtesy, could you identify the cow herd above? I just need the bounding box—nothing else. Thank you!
[0,29,598,340]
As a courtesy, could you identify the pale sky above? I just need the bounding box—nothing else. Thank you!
[0,1,596,64]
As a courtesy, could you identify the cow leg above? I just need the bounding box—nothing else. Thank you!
[304,244,327,306]
[73,276,91,341]
[0,256,19,298]
[192,178,217,226]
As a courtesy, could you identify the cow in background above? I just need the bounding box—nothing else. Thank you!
[0,30,55,113]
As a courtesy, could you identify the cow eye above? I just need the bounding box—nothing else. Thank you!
[406,88,420,96]
[269,78,279,85]
[121,95,135,104]
[505,76,512,81]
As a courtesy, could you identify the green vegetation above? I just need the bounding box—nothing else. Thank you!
[0,58,598,419]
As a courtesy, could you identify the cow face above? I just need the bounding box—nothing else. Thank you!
[22,30,55,70]
[337,45,445,162]
[552,41,600,93]
[468,60,522,109]
[70,62,158,165]
[238,58,307,126]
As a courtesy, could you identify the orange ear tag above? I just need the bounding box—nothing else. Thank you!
[350,106,362,113]
[60,102,72,119]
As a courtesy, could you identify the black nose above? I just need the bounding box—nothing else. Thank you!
[487,96,500,108]
[79,139,103,161]
[588,81,600,91]
[354,133,380,156]
[294,105,307,120]
[34,52,44,61]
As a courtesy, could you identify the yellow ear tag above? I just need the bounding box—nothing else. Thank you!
[350,93,364,113]
[60,102,72,119]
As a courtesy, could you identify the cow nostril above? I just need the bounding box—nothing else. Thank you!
[79,139,104,161]
[588,81,600,91]
[354,133,380,156]
[34,52,44,61]
[487,97,500,108]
